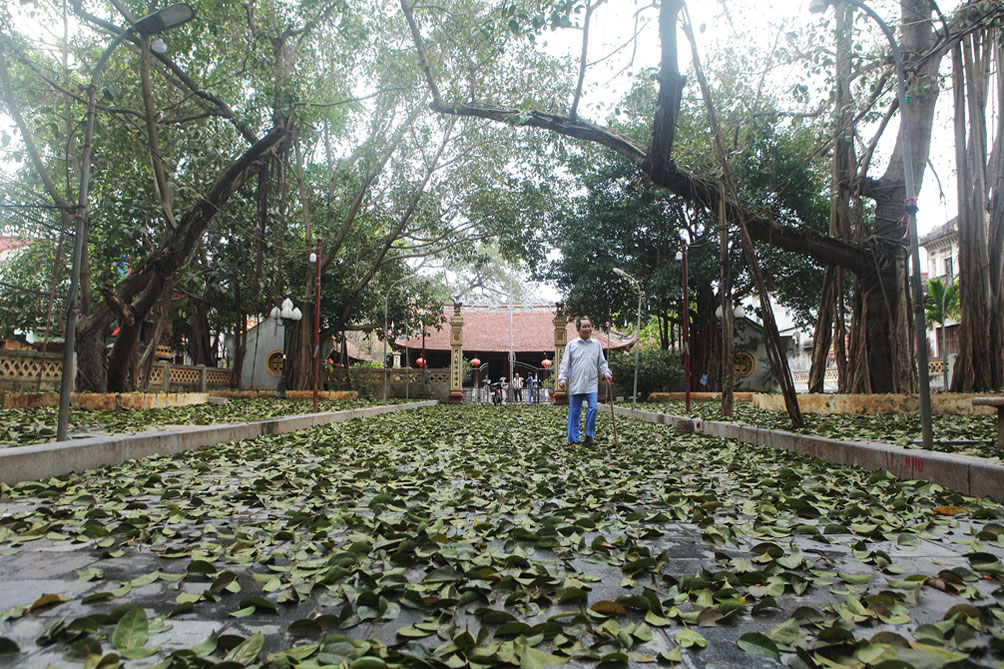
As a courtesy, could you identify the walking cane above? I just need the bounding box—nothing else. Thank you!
[606,378,619,448]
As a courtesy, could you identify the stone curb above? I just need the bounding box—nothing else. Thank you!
[601,404,1004,501]
[0,401,438,486]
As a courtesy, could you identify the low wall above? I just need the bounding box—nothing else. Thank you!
[333,368,450,401]
[0,392,210,410]
[753,392,1002,415]
[649,392,754,403]
[210,390,358,401]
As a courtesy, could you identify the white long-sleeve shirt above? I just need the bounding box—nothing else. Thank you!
[558,336,611,395]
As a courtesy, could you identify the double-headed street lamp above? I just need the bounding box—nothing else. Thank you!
[271,298,302,398]
[809,0,933,449]
[613,267,642,405]
[57,4,196,441]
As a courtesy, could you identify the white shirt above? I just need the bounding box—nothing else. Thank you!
[558,336,611,395]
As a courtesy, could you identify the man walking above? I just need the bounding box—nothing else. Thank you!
[558,317,612,445]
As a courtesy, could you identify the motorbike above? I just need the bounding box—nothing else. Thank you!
[489,381,504,406]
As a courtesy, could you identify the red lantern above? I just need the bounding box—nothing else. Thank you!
[416,357,426,368]
[471,357,481,367]
[541,359,552,369]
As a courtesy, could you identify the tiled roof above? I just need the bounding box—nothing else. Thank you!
[0,237,31,253]
[920,217,957,246]
[400,306,635,353]
[345,340,375,362]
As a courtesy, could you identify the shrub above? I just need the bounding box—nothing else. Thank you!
[608,349,685,399]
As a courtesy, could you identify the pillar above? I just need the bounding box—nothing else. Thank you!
[448,302,465,403]
[552,310,568,405]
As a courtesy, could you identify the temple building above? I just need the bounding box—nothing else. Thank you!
[398,303,634,383]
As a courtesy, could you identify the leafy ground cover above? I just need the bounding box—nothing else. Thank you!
[0,398,415,448]
[649,401,1002,461]
[0,405,1002,668]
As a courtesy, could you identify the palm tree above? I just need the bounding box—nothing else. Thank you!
[924,277,960,357]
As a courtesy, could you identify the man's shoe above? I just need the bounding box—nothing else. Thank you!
[583,436,594,446]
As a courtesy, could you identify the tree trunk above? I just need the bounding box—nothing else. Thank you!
[810,3,855,394]
[689,283,719,392]
[809,268,838,393]
[189,299,214,367]
[951,33,997,391]
[82,123,295,392]
[719,189,734,417]
[987,40,1004,388]
[230,281,246,389]
[137,298,171,390]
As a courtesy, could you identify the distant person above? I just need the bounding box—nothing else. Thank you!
[512,372,523,402]
[526,374,536,403]
[558,317,612,446]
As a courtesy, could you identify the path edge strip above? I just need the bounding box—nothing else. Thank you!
[602,404,1004,501]
[0,401,439,486]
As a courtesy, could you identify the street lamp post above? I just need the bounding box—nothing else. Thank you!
[271,298,302,399]
[809,0,933,449]
[405,317,411,401]
[471,357,482,402]
[542,358,552,403]
[383,273,417,400]
[613,267,642,405]
[941,283,949,389]
[56,4,196,441]
[676,240,691,412]
[310,243,321,412]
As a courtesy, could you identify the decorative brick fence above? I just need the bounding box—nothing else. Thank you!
[0,349,231,393]
[0,350,452,400]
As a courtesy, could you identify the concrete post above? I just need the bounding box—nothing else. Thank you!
[448,302,465,403]
[199,365,207,392]
[552,311,568,405]
[162,362,172,393]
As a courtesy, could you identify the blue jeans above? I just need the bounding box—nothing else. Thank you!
[567,392,598,443]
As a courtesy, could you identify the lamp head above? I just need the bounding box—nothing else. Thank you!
[270,306,281,320]
[133,3,195,36]
[151,38,168,54]
[808,0,830,13]
[675,250,683,261]
[291,307,303,322]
